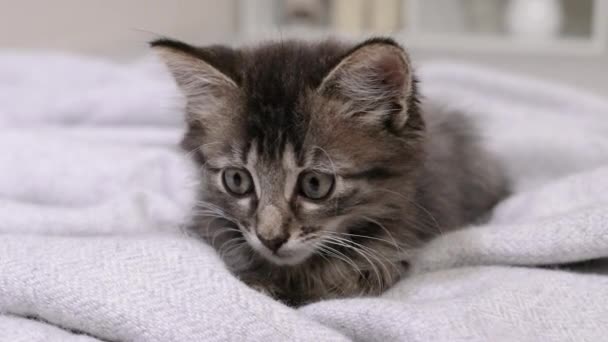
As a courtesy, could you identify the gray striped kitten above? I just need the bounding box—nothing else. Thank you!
[153,37,509,306]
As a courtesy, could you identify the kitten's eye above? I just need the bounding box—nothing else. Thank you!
[299,171,335,200]
[222,168,254,196]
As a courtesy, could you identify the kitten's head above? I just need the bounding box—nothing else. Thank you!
[153,38,425,266]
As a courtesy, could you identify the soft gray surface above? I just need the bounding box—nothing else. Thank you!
[0,54,607,341]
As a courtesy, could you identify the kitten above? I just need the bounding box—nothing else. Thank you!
[152,37,509,306]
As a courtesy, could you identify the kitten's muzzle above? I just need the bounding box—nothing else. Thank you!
[256,233,288,253]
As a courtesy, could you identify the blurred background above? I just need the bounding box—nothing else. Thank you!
[1,0,607,97]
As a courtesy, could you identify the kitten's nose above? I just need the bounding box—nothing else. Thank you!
[257,234,288,253]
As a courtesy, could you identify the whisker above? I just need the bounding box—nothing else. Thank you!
[184,141,222,160]
[338,232,404,250]
[210,226,241,247]
[315,243,364,280]
[324,232,402,285]
[218,236,246,259]
[322,236,383,287]
[224,239,251,261]
[373,188,443,236]
[358,215,402,251]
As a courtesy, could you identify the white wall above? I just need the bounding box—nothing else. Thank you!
[0,0,236,59]
[1,0,607,97]
[412,48,608,98]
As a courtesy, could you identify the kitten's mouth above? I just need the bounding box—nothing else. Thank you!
[244,233,314,266]
[266,250,310,266]
[253,248,312,266]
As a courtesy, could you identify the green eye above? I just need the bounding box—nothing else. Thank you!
[299,171,335,200]
[222,168,253,196]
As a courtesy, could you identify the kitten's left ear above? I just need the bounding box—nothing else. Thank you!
[150,39,240,128]
[318,38,414,130]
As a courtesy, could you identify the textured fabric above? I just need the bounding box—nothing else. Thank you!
[0,53,607,341]
[0,316,101,342]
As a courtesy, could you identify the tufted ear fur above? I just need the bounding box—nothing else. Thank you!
[151,39,240,129]
[318,38,413,130]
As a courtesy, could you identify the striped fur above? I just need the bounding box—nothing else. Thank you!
[153,37,509,306]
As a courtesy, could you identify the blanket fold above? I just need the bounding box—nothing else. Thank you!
[1,53,607,341]
[0,235,349,342]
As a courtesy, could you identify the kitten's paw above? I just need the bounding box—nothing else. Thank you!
[245,281,303,305]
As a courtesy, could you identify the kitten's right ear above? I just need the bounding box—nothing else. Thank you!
[150,39,239,124]
[317,38,414,131]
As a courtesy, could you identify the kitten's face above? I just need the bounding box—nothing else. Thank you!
[193,98,417,266]
[154,38,425,266]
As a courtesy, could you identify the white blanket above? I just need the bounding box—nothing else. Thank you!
[1,52,607,342]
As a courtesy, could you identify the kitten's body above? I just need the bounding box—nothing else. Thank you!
[153,38,509,306]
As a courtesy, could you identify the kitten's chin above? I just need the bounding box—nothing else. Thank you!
[264,254,309,266]
[256,248,311,266]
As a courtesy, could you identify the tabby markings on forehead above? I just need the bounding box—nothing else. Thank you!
[246,141,261,199]
[282,144,298,170]
[246,141,259,166]
[282,144,301,201]
[231,145,243,162]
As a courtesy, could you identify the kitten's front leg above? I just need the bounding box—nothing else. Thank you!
[242,277,307,306]
[241,276,282,300]
[247,281,279,298]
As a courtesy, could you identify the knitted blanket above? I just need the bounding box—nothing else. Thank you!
[1,52,607,342]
